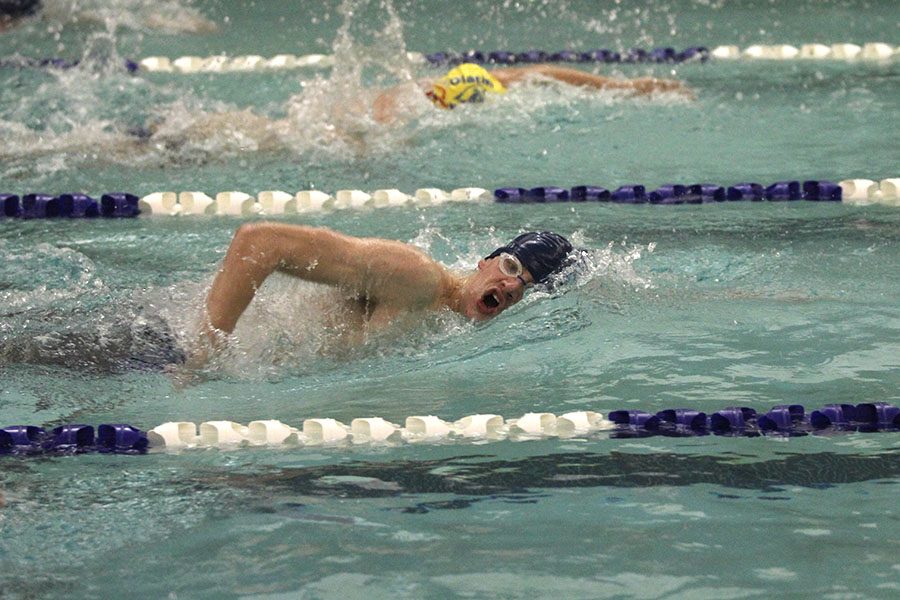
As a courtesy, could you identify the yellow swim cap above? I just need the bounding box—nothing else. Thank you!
[427,63,506,109]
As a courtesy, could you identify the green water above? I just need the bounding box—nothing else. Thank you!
[1,1,899,598]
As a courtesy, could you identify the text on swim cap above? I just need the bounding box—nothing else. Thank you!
[446,74,498,88]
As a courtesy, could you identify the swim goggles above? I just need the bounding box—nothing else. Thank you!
[497,253,530,287]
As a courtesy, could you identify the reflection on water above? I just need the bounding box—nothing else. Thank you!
[214,450,900,512]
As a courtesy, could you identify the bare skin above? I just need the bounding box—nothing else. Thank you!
[189,223,532,367]
[491,64,690,94]
[373,64,693,123]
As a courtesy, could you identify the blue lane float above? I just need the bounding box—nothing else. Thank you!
[0,57,139,72]
[51,424,97,451]
[0,193,20,217]
[765,181,803,200]
[1,403,897,457]
[22,193,60,219]
[97,424,150,454]
[608,403,900,438]
[648,184,687,204]
[726,183,765,201]
[426,46,710,66]
[1,423,148,455]
[657,408,708,434]
[570,186,610,202]
[527,187,569,202]
[803,180,843,201]
[59,193,100,218]
[0,193,139,219]
[709,406,759,434]
[611,185,647,203]
[492,180,845,204]
[100,193,140,218]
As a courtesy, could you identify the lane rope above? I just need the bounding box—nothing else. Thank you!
[421,43,897,66]
[1,43,895,74]
[115,43,900,72]
[1,179,898,220]
[2,403,898,456]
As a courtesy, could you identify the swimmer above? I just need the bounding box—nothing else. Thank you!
[187,224,575,367]
[130,62,691,157]
[0,0,40,32]
[373,62,693,123]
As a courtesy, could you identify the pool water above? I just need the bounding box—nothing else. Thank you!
[1,1,898,598]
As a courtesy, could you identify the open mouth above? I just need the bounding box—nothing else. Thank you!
[480,288,503,313]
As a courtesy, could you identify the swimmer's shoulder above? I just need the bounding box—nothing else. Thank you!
[353,237,451,305]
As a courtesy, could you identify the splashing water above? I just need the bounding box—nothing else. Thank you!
[41,0,217,34]
[278,0,422,156]
[0,0,691,176]
[193,225,656,381]
[0,218,655,380]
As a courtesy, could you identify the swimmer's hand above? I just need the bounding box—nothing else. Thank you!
[631,77,696,100]
[166,345,214,390]
[165,362,203,391]
[166,324,225,390]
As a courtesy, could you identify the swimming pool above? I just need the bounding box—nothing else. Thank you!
[1,0,898,598]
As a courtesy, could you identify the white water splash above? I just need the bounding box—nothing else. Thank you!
[0,242,107,313]
[278,0,422,156]
[0,0,692,176]
[182,223,657,380]
[41,0,217,34]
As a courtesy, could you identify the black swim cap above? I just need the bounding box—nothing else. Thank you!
[486,231,574,284]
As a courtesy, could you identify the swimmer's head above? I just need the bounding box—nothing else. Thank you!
[426,63,506,109]
[485,231,574,285]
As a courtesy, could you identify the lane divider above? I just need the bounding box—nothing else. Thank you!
[127,43,899,72]
[424,43,896,66]
[2,43,895,74]
[139,53,339,72]
[0,193,139,218]
[496,179,899,205]
[1,179,897,220]
[0,57,140,72]
[2,403,898,456]
[132,187,490,215]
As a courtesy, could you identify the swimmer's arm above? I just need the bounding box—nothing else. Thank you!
[202,222,439,337]
[490,65,692,96]
[373,80,428,124]
[372,90,400,124]
[202,223,362,337]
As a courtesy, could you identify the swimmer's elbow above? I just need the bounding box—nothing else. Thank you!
[232,222,350,276]
[233,221,277,240]
[230,222,267,254]
[232,221,307,246]
[228,222,284,274]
